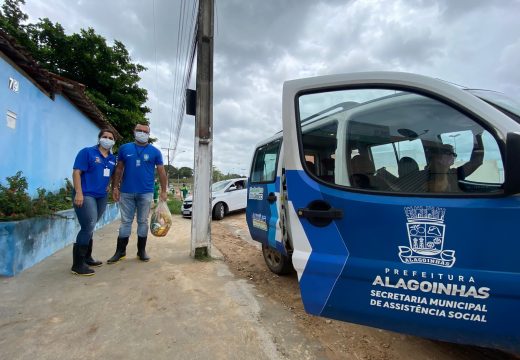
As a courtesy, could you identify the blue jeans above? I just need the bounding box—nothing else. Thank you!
[73,195,108,246]
[118,192,153,238]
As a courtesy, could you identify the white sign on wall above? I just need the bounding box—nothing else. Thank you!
[8,77,19,93]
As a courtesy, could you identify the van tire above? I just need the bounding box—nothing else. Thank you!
[212,202,226,220]
[262,244,293,275]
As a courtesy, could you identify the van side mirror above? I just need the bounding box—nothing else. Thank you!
[504,132,520,195]
[227,185,237,192]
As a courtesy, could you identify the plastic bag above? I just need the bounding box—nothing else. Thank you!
[150,200,172,237]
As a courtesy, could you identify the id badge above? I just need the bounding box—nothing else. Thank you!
[136,159,141,167]
[103,168,110,177]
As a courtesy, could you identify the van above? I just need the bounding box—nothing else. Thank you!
[246,72,520,352]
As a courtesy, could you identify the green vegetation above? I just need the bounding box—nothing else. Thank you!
[0,171,73,221]
[193,247,213,261]
[166,197,183,215]
[163,164,245,185]
[0,0,149,142]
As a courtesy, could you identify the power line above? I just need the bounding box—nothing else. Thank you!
[151,0,159,128]
[168,0,186,151]
[171,1,198,158]
[167,0,198,159]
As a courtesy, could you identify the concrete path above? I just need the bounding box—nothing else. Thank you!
[0,215,322,360]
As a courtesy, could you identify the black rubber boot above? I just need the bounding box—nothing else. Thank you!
[107,237,129,264]
[137,236,150,262]
[85,238,102,267]
[71,244,95,276]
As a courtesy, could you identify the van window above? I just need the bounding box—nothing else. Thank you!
[251,140,281,183]
[371,139,428,178]
[298,89,504,194]
[302,121,338,182]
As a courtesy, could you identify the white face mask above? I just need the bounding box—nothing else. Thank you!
[135,131,149,144]
[99,138,115,150]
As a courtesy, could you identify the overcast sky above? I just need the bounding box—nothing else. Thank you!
[19,0,520,175]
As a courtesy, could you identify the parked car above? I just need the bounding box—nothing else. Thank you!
[182,178,248,220]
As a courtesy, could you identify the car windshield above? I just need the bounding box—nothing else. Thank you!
[468,89,520,123]
[211,180,231,192]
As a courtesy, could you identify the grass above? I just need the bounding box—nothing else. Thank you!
[166,196,183,215]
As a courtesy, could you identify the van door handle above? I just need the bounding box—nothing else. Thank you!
[267,192,277,203]
[297,200,343,227]
[297,208,343,219]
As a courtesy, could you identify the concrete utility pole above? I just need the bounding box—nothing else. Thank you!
[161,147,173,168]
[191,0,214,258]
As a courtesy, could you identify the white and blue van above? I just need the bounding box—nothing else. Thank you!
[246,72,520,352]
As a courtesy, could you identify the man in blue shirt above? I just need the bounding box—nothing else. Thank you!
[108,123,168,264]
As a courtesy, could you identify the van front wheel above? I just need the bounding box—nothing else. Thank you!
[262,244,293,275]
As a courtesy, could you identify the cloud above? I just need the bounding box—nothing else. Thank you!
[21,0,520,174]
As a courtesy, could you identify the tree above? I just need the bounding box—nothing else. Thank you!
[0,2,149,142]
[212,166,224,182]
[0,0,33,51]
[224,172,242,180]
[179,167,193,178]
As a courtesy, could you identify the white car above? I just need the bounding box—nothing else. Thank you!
[182,178,248,220]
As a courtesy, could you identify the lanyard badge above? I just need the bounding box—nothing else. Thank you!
[134,144,148,167]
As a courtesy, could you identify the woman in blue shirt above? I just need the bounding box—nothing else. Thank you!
[71,129,117,276]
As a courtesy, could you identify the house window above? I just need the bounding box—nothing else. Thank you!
[6,110,17,129]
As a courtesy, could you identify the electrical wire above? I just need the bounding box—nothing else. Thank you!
[151,0,159,128]
[172,0,198,158]
[167,0,198,159]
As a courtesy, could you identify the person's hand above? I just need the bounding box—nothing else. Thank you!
[160,191,168,202]
[112,188,120,202]
[74,192,84,207]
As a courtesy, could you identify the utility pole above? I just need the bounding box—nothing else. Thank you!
[161,147,175,178]
[191,0,214,258]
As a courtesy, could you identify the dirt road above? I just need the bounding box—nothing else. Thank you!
[211,212,519,360]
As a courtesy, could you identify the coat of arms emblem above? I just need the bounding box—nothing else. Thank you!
[398,206,456,268]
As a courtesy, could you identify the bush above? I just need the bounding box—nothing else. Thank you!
[0,171,32,220]
[0,172,73,221]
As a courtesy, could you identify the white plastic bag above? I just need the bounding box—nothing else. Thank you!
[150,200,172,237]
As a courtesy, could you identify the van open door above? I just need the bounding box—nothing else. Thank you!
[282,72,520,352]
[246,139,292,274]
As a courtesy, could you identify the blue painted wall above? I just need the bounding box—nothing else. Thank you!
[0,55,101,195]
[0,203,120,276]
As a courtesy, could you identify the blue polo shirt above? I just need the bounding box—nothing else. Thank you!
[73,146,116,198]
[118,142,163,193]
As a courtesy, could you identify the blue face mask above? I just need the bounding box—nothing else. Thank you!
[99,138,115,150]
[135,131,149,144]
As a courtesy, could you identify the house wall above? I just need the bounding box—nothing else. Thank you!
[0,203,120,276]
[0,54,100,195]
